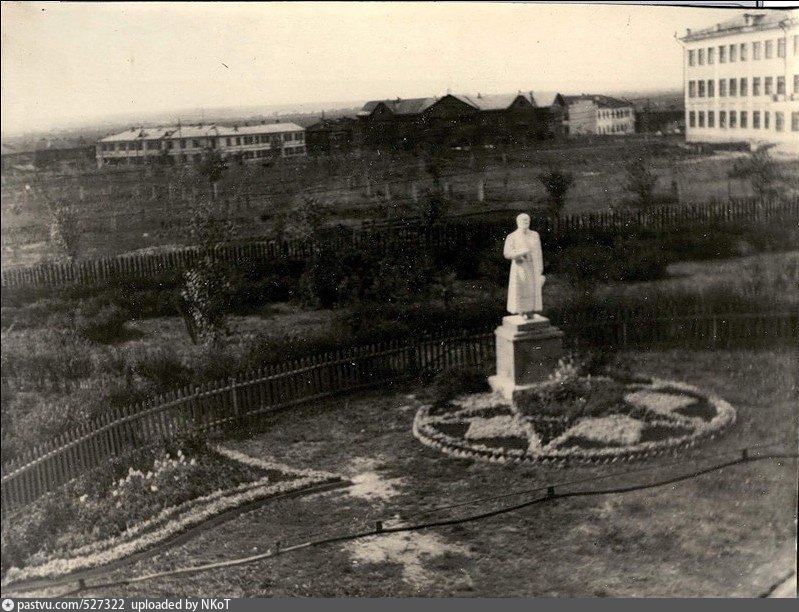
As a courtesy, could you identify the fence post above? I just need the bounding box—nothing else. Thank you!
[711,316,718,350]
[230,378,240,423]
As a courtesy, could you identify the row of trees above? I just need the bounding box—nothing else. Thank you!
[537,144,785,219]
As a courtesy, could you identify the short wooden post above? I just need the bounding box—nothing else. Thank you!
[711,316,718,350]
[230,378,240,421]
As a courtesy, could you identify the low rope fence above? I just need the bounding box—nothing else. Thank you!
[2,196,797,289]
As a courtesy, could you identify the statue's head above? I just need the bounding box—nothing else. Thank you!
[516,213,531,230]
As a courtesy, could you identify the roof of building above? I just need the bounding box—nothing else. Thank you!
[450,92,534,111]
[100,127,176,142]
[681,11,795,42]
[530,91,562,108]
[306,117,358,131]
[223,123,304,136]
[99,122,303,142]
[562,94,633,109]
[358,97,438,117]
[359,90,567,116]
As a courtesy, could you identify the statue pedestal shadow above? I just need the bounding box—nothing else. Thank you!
[488,314,565,401]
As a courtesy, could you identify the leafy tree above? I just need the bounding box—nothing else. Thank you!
[47,198,82,261]
[280,194,327,243]
[198,149,227,186]
[560,243,615,299]
[728,145,782,200]
[418,189,449,227]
[179,197,236,345]
[538,168,575,220]
[623,157,658,208]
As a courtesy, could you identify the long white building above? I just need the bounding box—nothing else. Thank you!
[96,122,306,167]
[680,11,798,152]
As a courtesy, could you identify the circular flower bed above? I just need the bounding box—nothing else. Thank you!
[413,376,736,465]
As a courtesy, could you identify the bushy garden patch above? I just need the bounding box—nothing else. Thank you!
[1,440,338,583]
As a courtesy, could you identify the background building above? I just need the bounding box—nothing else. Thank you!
[680,11,798,151]
[1,139,95,174]
[96,122,306,167]
[356,91,563,151]
[561,95,636,137]
[305,117,361,154]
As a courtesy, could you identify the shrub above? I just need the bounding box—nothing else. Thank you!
[559,243,616,295]
[47,198,82,261]
[539,168,575,220]
[226,260,303,312]
[299,242,354,309]
[1,329,96,391]
[74,302,130,343]
[622,157,658,209]
[125,345,192,390]
[476,243,509,286]
[417,189,451,227]
[611,238,670,282]
[422,364,491,408]
[1,490,77,573]
[728,146,783,200]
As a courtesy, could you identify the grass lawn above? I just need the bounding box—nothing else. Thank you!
[38,347,796,598]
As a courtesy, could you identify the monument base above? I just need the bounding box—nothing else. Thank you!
[488,314,565,401]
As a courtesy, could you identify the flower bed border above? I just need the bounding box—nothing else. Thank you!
[413,379,736,467]
[2,448,343,586]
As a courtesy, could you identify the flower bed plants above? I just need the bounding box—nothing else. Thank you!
[1,441,339,584]
[413,375,736,466]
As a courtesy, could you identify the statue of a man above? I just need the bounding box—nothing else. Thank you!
[503,213,545,318]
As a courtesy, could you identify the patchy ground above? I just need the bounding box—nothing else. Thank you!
[3,348,796,597]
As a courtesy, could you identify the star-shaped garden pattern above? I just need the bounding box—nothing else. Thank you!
[413,377,736,465]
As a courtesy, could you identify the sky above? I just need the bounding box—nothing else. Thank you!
[0,2,770,135]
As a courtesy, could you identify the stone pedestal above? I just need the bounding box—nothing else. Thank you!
[488,314,564,401]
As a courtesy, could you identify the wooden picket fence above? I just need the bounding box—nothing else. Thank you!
[1,310,796,513]
[2,196,797,289]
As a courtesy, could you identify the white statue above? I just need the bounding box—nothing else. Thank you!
[503,213,545,318]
